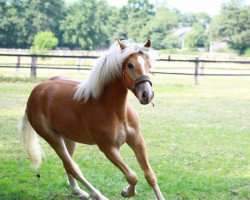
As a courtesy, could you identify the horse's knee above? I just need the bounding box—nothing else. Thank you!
[125,170,138,186]
[145,171,157,186]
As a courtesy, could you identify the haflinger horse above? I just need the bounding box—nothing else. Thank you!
[19,39,165,200]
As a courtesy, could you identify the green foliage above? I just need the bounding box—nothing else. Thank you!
[60,0,110,50]
[142,7,180,49]
[126,0,155,42]
[164,34,181,49]
[194,12,211,27]
[242,48,250,57]
[0,1,24,48]
[181,13,197,26]
[0,0,65,48]
[105,7,128,43]
[181,12,211,27]
[1,0,248,54]
[185,24,209,50]
[60,0,156,49]
[31,31,58,52]
[209,0,250,54]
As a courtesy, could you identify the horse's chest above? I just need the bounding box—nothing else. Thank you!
[92,121,128,147]
[115,124,127,146]
[114,122,136,147]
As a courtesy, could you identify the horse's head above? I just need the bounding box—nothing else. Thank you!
[118,39,154,105]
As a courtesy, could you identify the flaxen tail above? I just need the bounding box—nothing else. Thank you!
[18,112,43,169]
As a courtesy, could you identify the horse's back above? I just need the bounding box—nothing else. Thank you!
[27,76,78,108]
[49,76,81,84]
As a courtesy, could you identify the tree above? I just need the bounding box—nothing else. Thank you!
[0,0,65,48]
[181,13,197,27]
[0,1,24,48]
[60,0,110,50]
[31,31,58,52]
[164,34,181,49]
[209,0,250,54]
[142,7,180,49]
[185,24,208,50]
[195,12,211,28]
[103,6,128,44]
[21,0,66,47]
[126,0,155,42]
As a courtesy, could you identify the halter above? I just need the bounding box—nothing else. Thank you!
[122,63,152,90]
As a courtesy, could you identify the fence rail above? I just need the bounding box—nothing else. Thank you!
[0,53,250,84]
[0,53,99,59]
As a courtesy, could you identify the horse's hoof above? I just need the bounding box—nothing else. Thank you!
[89,192,109,200]
[121,186,136,198]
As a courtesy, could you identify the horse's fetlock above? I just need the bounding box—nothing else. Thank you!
[145,171,157,186]
[126,171,138,186]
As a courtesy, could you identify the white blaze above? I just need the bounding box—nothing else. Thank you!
[137,56,147,74]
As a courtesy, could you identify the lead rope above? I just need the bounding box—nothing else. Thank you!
[150,71,155,107]
[149,71,155,76]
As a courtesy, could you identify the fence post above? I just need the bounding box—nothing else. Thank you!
[194,57,199,85]
[30,54,37,78]
[16,56,21,72]
[76,57,81,71]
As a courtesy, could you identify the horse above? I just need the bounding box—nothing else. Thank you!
[19,39,165,200]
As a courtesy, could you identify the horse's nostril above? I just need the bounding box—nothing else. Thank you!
[142,91,147,99]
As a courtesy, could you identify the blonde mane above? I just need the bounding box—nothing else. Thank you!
[74,40,155,102]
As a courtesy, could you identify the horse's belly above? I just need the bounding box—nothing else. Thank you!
[54,121,96,145]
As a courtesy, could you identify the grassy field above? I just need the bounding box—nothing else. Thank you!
[0,71,249,200]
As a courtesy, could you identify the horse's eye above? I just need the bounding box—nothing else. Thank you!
[127,63,134,69]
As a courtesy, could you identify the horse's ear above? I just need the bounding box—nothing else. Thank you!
[117,38,126,50]
[144,40,151,48]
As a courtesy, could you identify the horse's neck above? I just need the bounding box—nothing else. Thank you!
[101,78,128,116]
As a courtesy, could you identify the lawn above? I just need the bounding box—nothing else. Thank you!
[0,72,249,200]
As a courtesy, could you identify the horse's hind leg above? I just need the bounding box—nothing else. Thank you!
[39,127,108,200]
[63,137,89,198]
[57,141,108,200]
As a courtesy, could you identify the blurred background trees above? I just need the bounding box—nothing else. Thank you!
[209,0,250,54]
[60,0,110,50]
[0,0,65,48]
[0,0,249,54]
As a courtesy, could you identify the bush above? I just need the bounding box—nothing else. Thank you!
[164,34,181,49]
[243,48,250,57]
[31,31,58,53]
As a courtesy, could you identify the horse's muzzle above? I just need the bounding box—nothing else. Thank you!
[134,81,154,105]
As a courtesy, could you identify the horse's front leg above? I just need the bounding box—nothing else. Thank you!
[127,134,165,200]
[99,145,138,198]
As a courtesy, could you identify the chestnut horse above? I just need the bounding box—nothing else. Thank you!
[19,39,165,200]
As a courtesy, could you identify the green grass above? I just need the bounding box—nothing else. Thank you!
[0,73,249,200]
